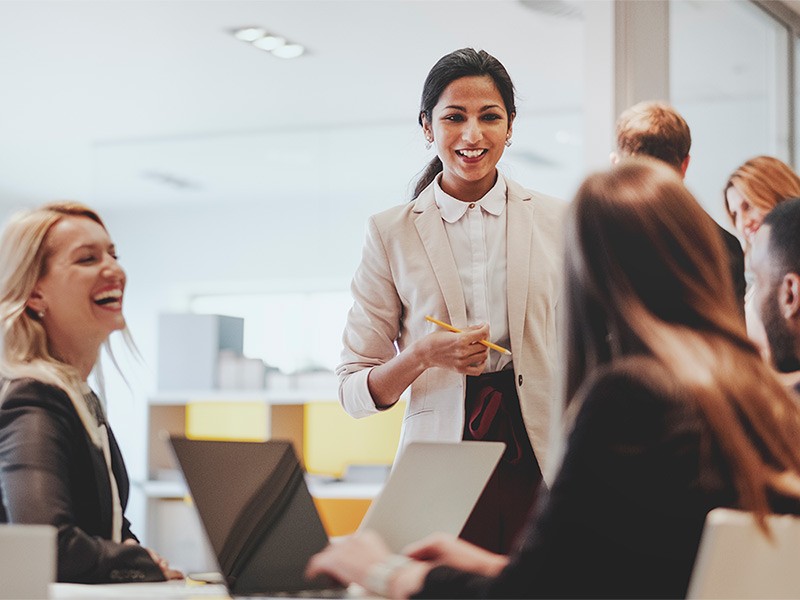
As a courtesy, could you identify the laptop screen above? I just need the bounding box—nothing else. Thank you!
[168,437,338,596]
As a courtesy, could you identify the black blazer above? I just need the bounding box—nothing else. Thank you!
[717,224,746,320]
[415,359,800,599]
[0,378,164,583]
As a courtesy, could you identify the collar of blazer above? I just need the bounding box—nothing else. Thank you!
[410,173,536,339]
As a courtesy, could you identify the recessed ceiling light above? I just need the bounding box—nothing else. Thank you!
[231,25,307,59]
[272,43,305,59]
[233,27,266,42]
[253,34,286,51]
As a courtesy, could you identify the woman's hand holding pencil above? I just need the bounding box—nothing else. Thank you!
[425,316,512,356]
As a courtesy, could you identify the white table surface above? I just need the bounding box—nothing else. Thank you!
[50,581,371,599]
[50,581,230,599]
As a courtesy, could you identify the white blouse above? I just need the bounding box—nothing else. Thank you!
[433,173,512,373]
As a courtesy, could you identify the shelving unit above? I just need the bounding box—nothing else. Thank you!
[141,389,331,572]
[144,390,322,489]
[139,386,402,572]
[143,313,400,569]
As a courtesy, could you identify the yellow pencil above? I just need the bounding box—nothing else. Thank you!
[425,315,512,356]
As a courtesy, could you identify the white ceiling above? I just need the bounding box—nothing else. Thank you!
[0,0,584,208]
[2,0,796,210]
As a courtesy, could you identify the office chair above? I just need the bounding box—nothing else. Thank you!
[687,508,800,599]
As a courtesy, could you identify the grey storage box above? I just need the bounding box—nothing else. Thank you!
[158,313,244,391]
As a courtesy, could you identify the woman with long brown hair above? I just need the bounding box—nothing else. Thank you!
[307,158,800,599]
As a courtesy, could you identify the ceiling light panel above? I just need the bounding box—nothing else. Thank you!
[272,43,305,59]
[253,35,285,51]
[233,27,266,42]
[231,26,307,59]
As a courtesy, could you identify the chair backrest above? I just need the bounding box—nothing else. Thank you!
[687,508,800,599]
[0,524,56,599]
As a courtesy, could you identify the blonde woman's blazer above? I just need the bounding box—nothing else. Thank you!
[337,176,565,476]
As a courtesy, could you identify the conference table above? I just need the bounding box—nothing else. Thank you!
[50,581,371,599]
[50,581,230,599]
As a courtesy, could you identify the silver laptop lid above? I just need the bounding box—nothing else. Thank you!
[358,441,504,552]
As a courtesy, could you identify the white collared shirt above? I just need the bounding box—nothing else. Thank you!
[434,173,512,372]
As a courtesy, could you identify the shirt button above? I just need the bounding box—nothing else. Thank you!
[469,203,476,209]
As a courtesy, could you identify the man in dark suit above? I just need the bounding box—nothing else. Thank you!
[612,101,746,318]
[749,198,800,393]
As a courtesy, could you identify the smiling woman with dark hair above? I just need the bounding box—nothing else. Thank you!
[308,158,800,599]
[336,48,565,554]
[0,202,183,583]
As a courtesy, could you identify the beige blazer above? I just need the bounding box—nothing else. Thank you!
[337,175,566,475]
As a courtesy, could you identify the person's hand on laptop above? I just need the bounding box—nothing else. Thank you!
[123,538,184,581]
[403,532,509,576]
[306,530,431,598]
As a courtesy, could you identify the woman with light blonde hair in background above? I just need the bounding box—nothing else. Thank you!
[0,202,182,583]
[724,156,800,361]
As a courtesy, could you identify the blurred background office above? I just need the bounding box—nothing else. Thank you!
[1,0,799,569]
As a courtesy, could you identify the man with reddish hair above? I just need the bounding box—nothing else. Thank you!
[613,100,746,317]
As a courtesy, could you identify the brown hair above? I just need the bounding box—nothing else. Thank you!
[615,101,690,172]
[565,158,800,528]
[724,156,800,225]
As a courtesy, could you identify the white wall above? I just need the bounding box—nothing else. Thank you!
[101,189,388,538]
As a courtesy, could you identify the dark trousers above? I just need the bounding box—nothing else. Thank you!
[459,369,542,554]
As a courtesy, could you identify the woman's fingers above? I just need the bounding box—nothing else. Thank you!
[422,323,493,374]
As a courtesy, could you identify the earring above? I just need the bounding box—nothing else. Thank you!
[37,310,45,319]
[425,136,433,151]
[505,138,513,148]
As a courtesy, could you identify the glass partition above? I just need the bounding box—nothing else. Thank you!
[671,0,790,226]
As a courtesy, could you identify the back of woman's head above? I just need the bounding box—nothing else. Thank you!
[565,158,742,396]
[413,48,515,198]
[565,158,800,524]
[725,156,800,220]
[0,202,104,372]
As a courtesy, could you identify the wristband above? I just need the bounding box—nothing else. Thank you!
[364,554,413,597]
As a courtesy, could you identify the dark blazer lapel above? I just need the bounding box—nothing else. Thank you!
[86,433,114,538]
[107,427,129,507]
[412,189,468,326]
[506,179,534,352]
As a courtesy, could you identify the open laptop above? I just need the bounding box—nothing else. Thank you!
[169,437,504,597]
[358,440,505,551]
[169,437,340,597]
[0,524,56,600]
